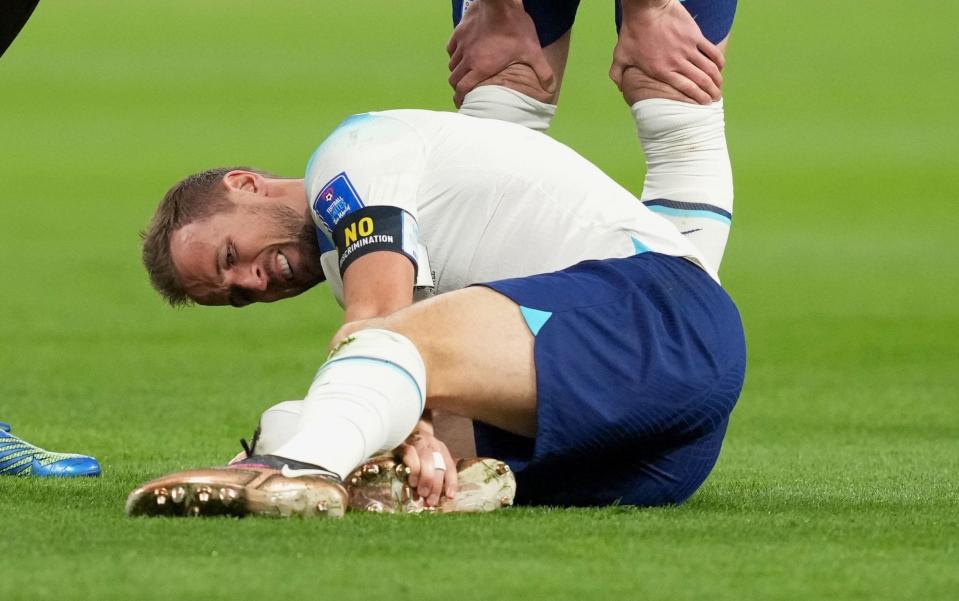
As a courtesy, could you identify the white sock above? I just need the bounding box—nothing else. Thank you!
[253,400,302,456]
[459,85,557,132]
[271,329,426,479]
[633,98,734,273]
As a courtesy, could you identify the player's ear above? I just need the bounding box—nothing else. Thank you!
[223,170,264,194]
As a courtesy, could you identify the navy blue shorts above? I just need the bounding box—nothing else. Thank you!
[452,0,737,47]
[473,253,746,507]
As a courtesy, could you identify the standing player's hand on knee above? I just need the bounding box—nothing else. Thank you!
[397,422,457,507]
[447,0,555,107]
[610,0,724,105]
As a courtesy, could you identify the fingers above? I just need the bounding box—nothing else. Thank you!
[416,451,443,506]
[608,61,625,91]
[452,69,486,108]
[697,39,725,71]
[689,50,723,91]
[400,443,421,488]
[448,59,469,91]
[448,45,464,73]
[421,449,458,506]
[446,32,458,57]
[663,69,711,105]
[528,52,556,95]
[398,443,457,506]
[437,448,457,502]
[680,57,721,102]
[658,70,707,105]
[614,53,717,104]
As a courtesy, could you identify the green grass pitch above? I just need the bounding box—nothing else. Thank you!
[1,1,957,599]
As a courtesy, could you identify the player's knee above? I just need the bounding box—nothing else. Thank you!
[484,63,555,103]
[331,317,387,349]
[618,67,706,106]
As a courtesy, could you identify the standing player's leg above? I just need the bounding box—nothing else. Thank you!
[443,0,579,457]
[445,2,581,454]
[452,0,579,132]
[1,0,40,59]
[616,0,738,274]
[0,422,101,477]
[1,2,104,479]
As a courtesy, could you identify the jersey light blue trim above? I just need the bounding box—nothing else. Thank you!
[646,205,732,225]
[631,237,651,254]
[335,112,375,131]
[305,146,321,180]
[319,356,425,411]
[520,306,553,336]
[304,113,376,178]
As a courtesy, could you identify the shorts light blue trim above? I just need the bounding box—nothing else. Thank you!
[520,306,553,336]
[631,237,651,254]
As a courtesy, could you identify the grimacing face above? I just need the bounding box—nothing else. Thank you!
[169,203,325,307]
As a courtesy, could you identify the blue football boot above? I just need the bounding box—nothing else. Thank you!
[0,422,101,477]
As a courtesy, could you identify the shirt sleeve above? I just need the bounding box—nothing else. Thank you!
[305,113,430,281]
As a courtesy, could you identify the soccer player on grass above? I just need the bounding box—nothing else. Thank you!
[129,86,744,516]
[130,0,740,513]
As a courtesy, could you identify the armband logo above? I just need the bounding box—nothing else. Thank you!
[313,172,364,231]
[333,206,419,278]
[343,216,375,246]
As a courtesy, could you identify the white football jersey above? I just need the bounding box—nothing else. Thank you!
[304,110,716,306]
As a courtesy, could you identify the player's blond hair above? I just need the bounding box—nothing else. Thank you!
[140,167,267,307]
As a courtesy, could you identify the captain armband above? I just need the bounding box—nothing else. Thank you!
[332,205,420,277]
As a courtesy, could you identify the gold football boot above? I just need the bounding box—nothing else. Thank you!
[126,458,347,518]
[346,455,516,514]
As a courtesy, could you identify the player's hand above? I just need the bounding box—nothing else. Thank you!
[610,0,725,105]
[396,418,457,507]
[447,0,555,107]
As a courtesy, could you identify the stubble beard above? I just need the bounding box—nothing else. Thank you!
[257,204,325,290]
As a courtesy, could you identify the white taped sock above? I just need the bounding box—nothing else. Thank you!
[633,98,733,273]
[459,85,557,132]
[271,329,426,478]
